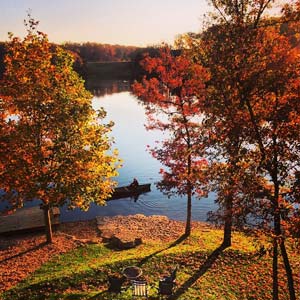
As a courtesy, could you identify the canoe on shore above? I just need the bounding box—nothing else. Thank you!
[109,184,151,200]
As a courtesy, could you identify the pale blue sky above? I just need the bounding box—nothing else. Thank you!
[0,0,211,46]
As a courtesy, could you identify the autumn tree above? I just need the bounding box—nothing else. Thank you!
[133,47,209,236]
[240,24,300,300]
[0,17,120,243]
[178,22,263,250]
[184,0,300,298]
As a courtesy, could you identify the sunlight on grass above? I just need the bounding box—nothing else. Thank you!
[2,228,300,300]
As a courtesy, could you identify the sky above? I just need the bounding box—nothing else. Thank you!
[0,0,211,46]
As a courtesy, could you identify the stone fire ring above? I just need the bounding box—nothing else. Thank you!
[122,266,142,279]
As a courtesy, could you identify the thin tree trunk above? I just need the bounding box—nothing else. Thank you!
[272,238,279,300]
[272,146,281,300]
[43,205,53,243]
[185,187,192,236]
[222,195,233,248]
[185,153,192,236]
[280,241,296,300]
[272,184,280,300]
[272,206,281,300]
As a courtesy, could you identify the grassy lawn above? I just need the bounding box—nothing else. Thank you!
[2,228,300,300]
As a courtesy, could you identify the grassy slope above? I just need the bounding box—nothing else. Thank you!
[2,228,300,300]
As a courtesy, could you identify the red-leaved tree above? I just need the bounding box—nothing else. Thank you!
[185,1,300,298]
[133,47,210,235]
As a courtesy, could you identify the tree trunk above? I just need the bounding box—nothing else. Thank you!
[271,157,281,300]
[43,205,53,243]
[185,188,192,236]
[280,241,296,300]
[185,154,192,236]
[272,238,279,300]
[222,195,233,248]
[272,207,281,300]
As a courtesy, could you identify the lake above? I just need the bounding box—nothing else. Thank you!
[60,83,217,222]
[0,81,217,223]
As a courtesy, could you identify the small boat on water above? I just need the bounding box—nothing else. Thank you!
[109,183,151,200]
[0,184,151,234]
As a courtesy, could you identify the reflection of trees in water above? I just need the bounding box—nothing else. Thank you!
[88,80,131,96]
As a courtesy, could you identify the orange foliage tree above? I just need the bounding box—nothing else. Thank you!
[184,0,300,298]
[133,47,209,236]
[240,25,300,300]
[0,17,120,243]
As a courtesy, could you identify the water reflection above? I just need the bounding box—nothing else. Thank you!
[87,79,131,97]
[0,80,216,223]
[61,86,217,222]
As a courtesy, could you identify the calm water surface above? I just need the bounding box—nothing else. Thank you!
[61,91,217,222]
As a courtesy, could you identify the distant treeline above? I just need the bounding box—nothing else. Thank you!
[63,42,141,62]
[62,42,163,80]
[0,42,5,79]
[0,41,162,81]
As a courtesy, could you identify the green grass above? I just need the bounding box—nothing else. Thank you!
[2,228,300,300]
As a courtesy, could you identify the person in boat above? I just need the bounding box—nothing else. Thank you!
[129,178,139,188]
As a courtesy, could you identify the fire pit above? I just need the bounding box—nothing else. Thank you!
[122,266,142,280]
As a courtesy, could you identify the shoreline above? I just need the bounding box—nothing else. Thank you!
[0,214,213,293]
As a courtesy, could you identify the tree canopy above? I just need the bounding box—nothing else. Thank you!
[133,1,300,298]
[133,46,209,235]
[181,1,300,298]
[0,17,120,242]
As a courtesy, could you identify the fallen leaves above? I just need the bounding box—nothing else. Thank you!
[0,220,98,293]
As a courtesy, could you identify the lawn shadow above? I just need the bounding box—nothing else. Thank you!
[0,241,47,263]
[166,244,226,300]
[2,266,108,300]
[137,233,189,267]
[88,290,110,299]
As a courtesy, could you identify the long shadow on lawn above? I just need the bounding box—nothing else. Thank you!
[168,244,226,300]
[88,290,108,299]
[2,267,107,300]
[137,233,189,267]
[0,241,47,263]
